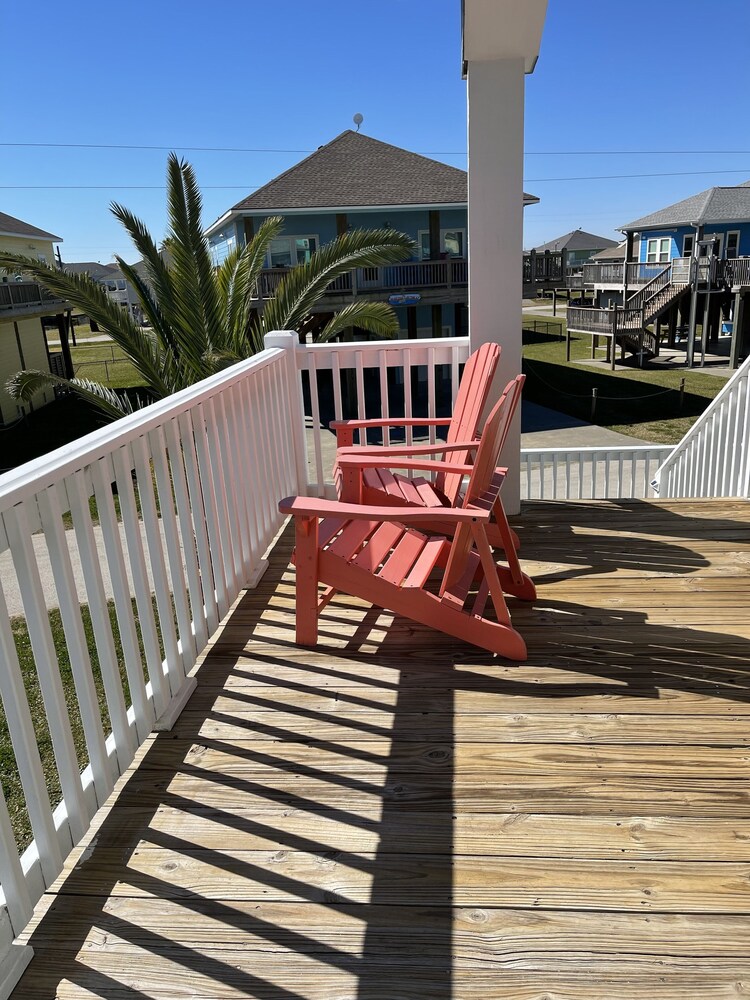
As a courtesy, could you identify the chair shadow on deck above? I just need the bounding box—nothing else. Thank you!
[14,502,750,998]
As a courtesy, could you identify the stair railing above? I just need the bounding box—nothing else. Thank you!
[652,353,750,497]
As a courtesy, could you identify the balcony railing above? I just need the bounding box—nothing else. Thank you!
[257,259,468,300]
[0,282,63,313]
[0,330,703,991]
[653,352,750,498]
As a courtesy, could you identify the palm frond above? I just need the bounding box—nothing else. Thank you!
[0,254,169,396]
[218,216,284,355]
[261,229,415,335]
[6,369,132,420]
[318,301,401,342]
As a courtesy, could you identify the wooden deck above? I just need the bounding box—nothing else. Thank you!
[14,499,750,999]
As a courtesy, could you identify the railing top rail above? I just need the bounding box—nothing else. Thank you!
[0,347,285,515]
[295,336,471,370]
[521,444,674,457]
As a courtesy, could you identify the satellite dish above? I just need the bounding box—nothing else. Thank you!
[353,113,363,131]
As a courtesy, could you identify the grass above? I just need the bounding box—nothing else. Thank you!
[5,598,160,851]
[522,313,728,444]
[70,342,146,389]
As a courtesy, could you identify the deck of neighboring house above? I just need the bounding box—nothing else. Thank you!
[13,499,750,999]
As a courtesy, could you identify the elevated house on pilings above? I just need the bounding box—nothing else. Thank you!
[569,181,750,369]
[206,131,539,340]
[0,212,70,424]
[528,229,618,300]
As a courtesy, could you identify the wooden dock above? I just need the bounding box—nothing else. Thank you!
[15,499,750,998]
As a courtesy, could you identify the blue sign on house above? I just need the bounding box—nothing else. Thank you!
[388,293,422,306]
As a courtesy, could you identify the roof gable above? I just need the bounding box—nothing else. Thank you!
[226,130,537,214]
[0,210,61,242]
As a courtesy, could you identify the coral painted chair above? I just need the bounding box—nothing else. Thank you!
[330,341,500,509]
[336,373,529,586]
[279,380,535,660]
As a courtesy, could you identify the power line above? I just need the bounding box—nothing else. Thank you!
[6,140,750,156]
[4,166,750,191]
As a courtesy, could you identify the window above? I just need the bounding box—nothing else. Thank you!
[268,236,317,268]
[682,234,695,258]
[646,237,671,263]
[116,279,126,290]
[726,231,740,258]
[418,228,467,260]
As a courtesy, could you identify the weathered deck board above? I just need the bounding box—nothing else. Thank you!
[13,499,750,998]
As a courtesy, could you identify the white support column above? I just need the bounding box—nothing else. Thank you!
[468,56,526,512]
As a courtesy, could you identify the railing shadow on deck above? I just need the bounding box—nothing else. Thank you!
[14,504,750,997]
[13,534,457,998]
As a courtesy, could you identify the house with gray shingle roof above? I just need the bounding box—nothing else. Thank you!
[531,229,618,271]
[0,212,66,422]
[206,130,539,339]
[621,180,750,264]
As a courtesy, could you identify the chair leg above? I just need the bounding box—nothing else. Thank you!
[295,516,320,645]
[493,499,537,601]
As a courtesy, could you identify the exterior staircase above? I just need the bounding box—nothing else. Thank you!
[567,261,690,365]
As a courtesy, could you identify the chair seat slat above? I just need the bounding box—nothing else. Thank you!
[378,529,428,585]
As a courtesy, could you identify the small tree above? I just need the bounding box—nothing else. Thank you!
[0,153,414,420]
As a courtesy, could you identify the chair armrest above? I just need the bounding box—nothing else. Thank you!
[337,440,478,459]
[337,455,475,476]
[329,416,451,431]
[279,496,489,524]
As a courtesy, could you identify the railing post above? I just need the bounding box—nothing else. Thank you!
[263,331,310,496]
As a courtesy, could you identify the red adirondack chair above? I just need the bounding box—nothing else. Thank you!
[279,380,534,660]
[330,342,523,559]
[331,341,500,508]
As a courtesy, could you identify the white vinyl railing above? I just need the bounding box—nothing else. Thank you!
[521,445,673,501]
[0,328,692,994]
[0,341,302,990]
[653,354,750,498]
[293,336,472,495]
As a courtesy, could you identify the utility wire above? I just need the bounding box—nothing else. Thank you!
[4,168,750,191]
[5,140,750,156]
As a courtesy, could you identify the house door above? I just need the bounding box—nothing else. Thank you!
[725,231,740,259]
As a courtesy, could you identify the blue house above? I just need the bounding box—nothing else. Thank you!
[572,180,750,368]
[206,130,538,339]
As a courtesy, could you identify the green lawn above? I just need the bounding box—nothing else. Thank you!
[522,313,728,444]
[71,342,146,389]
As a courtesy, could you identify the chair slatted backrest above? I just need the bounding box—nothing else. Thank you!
[435,342,500,504]
[441,375,525,597]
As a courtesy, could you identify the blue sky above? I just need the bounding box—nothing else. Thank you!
[4,0,750,262]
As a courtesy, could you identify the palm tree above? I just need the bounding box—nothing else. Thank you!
[0,153,415,420]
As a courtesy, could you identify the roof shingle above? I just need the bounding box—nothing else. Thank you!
[0,211,61,242]
[532,229,618,253]
[226,130,537,214]
[621,182,750,230]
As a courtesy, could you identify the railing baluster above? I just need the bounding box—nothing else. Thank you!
[427,346,437,447]
[66,471,135,770]
[378,350,390,448]
[178,410,223,630]
[403,349,414,449]
[307,352,325,494]
[0,579,62,886]
[355,351,367,442]
[37,486,113,805]
[4,504,91,846]
[0,781,33,933]
[91,457,156,739]
[164,418,209,651]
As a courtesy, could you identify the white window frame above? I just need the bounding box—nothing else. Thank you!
[725,230,740,259]
[267,234,319,268]
[682,234,695,258]
[417,228,467,261]
[645,237,671,264]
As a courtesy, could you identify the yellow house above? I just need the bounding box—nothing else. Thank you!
[0,211,67,425]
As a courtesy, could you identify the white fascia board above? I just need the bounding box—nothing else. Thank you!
[462,0,548,75]
[0,230,62,242]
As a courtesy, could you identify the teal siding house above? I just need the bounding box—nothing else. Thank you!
[206,130,538,339]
